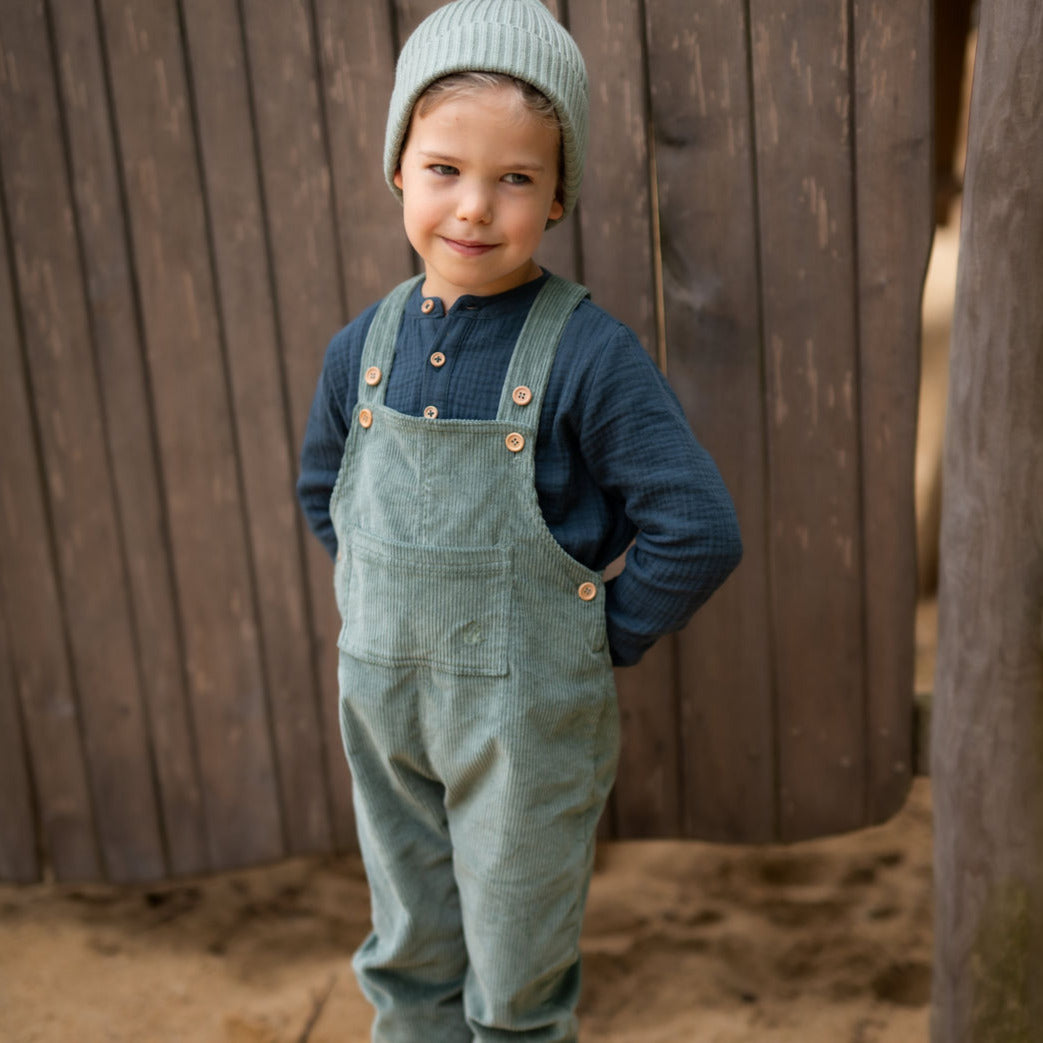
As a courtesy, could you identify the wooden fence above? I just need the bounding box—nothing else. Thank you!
[0,0,931,883]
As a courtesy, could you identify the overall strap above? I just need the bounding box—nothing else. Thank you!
[496,275,590,424]
[357,275,424,406]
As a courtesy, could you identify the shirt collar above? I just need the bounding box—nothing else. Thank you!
[407,269,551,319]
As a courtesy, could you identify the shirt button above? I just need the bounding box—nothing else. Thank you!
[512,385,533,406]
[358,407,373,429]
[505,432,525,453]
[364,365,382,386]
[421,298,436,314]
[578,582,597,602]
[430,352,446,368]
[423,405,439,419]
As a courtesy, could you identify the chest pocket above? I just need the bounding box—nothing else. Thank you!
[337,527,511,677]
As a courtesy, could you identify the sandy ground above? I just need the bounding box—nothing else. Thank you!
[0,599,940,1043]
[0,778,933,1043]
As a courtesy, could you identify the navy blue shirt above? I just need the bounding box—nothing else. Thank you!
[298,272,742,666]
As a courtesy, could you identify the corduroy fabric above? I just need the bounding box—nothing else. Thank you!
[384,0,589,223]
[330,275,618,1041]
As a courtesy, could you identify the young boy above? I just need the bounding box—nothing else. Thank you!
[297,1,742,1039]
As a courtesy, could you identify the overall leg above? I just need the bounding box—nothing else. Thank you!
[338,655,471,1043]
[434,667,620,1041]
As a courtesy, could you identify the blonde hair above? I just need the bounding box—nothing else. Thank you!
[416,72,559,131]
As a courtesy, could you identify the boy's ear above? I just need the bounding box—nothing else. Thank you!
[393,167,404,190]
[548,198,564,223]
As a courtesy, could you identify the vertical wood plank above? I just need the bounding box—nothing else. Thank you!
[529,0,580,283]
[0,569,41,882]
[96,0,283,869]
[0,0,165,880]
[931,0,1043,1031]
[310,0,411,850]
[569,0,655,351]
[48,0,208,877]
[611,642,681,836]
[644,1,776,840]
[0,156,100,882]
[235,0,356,850]
[314,0,412,310]
[392,0,443,40]
[571,0,674,839]
[853,0,930,822]
[180,0,333,856]
[750,0,867,839]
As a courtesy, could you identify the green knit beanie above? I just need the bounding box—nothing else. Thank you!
[384,0,589,224]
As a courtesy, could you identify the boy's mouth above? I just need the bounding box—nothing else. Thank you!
[442,237,496,256]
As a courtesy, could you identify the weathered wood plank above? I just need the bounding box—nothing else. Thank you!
[0,147,99,882]
[314,0,412,311]
[570,0,671,839]
[96,0,283,869]
[180,0,333,856]
[932,1,1043,1034]
[612,641,681,837]
[312,0,419,847]
[750,0,867,840]
[0,0,165,881]
[236,0,357,851]
[645,0,776,840]
[0,578,40,882]
[853,0,930,823]
[48,0,208,878]
[532,0,581,284]
[570,0,655,352]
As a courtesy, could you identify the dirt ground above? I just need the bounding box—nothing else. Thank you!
[0,774,933,1043]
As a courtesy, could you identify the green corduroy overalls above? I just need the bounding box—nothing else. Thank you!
[330,274,620,1042]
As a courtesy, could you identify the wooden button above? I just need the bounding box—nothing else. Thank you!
[578,582,597,602]
[421,298,436,314]
[430,352,446,368]
[364,365,382,386]
[358,408,373,429]
[423,405,439,419]
[512,385,533,406]
[505,432,525,453]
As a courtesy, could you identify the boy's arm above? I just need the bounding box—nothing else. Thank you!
[296,326,359,559]
[580,325,743,667]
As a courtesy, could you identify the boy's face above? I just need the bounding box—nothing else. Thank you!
[393,85,564,309]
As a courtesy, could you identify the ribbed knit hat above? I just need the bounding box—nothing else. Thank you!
[384,0,588,224]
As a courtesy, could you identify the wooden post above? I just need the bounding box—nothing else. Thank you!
[931,1,1043,1039]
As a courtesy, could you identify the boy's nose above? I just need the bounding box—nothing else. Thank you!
[455,184,493,224]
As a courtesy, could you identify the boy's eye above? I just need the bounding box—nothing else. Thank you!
[429,164,458,176]
[503,172,532,185]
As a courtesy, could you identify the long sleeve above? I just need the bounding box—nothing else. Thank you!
[571,323,743,666]
[296,311,375,558]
